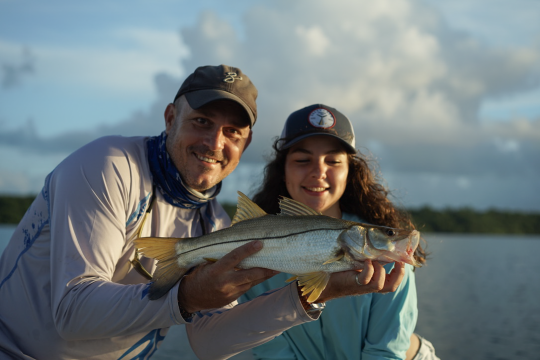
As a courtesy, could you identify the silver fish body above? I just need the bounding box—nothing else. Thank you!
[176,215,415,274]
[135,192,419,301]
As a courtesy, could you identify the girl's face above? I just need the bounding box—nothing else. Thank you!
[285,135,349,218]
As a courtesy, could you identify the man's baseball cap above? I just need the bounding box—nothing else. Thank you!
[173,64,258,127]
[278,104,356,153]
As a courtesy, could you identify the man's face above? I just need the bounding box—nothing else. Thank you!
[164,96,252,192]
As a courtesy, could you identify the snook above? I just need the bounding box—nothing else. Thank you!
[135,192,420,302]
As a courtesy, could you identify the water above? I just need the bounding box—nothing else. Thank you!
[414,234,540,360]
[1,227,539,359]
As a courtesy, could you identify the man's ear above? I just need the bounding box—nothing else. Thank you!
[242,130,253,153]
[164,103,176,134]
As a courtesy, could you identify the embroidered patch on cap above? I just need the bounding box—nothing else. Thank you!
[223,72,243,83]
[308,108,336,129]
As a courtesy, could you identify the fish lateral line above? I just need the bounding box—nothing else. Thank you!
[177,227,353,256]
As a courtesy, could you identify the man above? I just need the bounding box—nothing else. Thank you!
[0,65,405,360]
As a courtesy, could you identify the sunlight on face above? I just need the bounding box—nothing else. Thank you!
[165,97,252,191]
[284,136,349,218]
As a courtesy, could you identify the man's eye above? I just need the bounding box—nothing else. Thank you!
[195,118,208,125]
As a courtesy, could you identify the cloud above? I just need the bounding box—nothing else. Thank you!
[1,0,539,209]
[3,0,540,159]
[0,71,180,154]
[0,27,187,96]
[1,47,34,88]
[177,0,540,169]
[179,0,540,209]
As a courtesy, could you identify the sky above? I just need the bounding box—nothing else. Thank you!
[1,0,539,211]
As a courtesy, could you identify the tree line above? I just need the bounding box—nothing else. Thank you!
[1,195,539,234]
[221,203,540,234]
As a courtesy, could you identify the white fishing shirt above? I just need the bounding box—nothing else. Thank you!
[0,136,314,360]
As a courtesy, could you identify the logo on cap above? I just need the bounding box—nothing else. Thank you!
[223,72,243,83]
[308,108,335,129]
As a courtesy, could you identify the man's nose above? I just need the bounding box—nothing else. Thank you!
[203,129,225,151]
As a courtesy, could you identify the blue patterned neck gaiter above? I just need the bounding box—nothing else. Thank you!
[146,131,222,210]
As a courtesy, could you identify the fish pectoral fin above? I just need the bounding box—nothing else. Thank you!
[134,237,185,300]
[296,271,331,303]
[231,191,268,225]
[278,197,322,216]
[322,250,345,265]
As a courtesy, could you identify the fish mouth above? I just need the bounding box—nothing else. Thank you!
[365,227,421,267]
[396,230,420,266]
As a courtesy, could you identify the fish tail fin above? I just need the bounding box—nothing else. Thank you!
[134,237,187,300]
[296,271,331,303]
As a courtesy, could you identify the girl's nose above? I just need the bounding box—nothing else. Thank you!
[310,161,327,179]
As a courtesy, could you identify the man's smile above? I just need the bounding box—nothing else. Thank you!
[195,153,220,164]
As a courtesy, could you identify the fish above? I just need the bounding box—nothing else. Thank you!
[134,192,420,302]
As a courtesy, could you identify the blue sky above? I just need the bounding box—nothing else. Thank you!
[1,0,539,211]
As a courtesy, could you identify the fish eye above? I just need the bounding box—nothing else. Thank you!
[386,229,396,236]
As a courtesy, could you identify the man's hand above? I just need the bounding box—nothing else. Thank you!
[314,260,406,303]
[177,240,277,313]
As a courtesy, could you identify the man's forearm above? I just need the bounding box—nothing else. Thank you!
[187,282,315,360]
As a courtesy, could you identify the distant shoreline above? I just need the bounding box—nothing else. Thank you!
[1,195,539,234]
[220,202,540,235]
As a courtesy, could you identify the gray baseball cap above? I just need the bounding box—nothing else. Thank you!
[174,64,258,127]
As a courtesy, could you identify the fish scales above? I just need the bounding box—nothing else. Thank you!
[134,192,420,301]
[175,215,359,274]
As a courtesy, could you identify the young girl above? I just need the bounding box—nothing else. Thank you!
[242,104,438,360]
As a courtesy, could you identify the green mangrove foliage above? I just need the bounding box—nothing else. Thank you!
[1,195,539,234]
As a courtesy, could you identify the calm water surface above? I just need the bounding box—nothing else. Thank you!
[1,226,539,359]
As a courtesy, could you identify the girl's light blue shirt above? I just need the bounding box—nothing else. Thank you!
[241,212,418,360]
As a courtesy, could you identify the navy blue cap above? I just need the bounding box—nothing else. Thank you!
[278,104,356,153]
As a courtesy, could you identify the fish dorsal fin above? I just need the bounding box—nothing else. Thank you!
[279,196,322,216]
[231,191,267,225]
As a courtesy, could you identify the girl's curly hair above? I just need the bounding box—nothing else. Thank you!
[251,138,427,266]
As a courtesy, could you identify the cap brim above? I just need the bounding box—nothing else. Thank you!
[280,133,356,153]
[184,89,255,127]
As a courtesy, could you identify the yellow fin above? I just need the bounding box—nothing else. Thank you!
[285,275,298,283]
[322,252,344,265]
[231,191,268,226]
[279,196,322,216]
[134,237,186,300]
[296,271,331,303]
[134,237,179,261]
